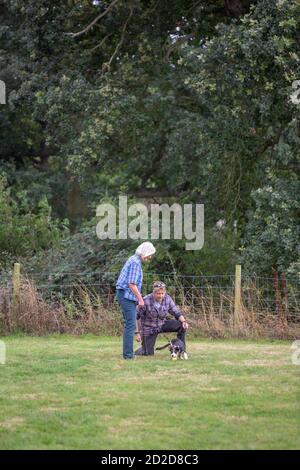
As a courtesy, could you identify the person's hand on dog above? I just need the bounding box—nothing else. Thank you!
[179,315,189,330]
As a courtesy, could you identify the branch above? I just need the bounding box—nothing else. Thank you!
[88,33,112,53]
[67,0,120,39]
[102,6,133,72]
[164,32,196,60]
[254,126,285,159]
[275,162,300,174]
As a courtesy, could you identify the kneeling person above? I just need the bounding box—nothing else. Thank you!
[135,281,188,356]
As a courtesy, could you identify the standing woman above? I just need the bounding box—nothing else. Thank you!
[116,242,156,360]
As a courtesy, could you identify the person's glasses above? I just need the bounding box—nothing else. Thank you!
[153,282,166,289]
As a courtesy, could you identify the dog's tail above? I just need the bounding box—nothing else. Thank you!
[155,342,170,351]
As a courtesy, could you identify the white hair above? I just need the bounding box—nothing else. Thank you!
[135,241,156,258]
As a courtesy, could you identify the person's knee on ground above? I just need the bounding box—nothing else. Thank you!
[134,346,154,356]
[134,346,145,355]
[134,335,155,356]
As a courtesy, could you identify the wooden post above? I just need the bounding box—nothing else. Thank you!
[272,267,282,316]
[234,264,242,328]
[12,262,20,310]
[281,273,288,321]
[0,340,6,365]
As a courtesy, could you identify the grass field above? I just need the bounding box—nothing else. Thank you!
[0,335,299,450]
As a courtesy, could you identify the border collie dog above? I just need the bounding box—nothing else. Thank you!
[156,338,188,360]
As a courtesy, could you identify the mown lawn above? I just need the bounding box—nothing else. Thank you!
[0,335,299,450]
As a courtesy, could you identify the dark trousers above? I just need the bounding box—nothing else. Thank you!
[135,319,186,356]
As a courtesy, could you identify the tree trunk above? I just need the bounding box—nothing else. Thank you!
[224,0,253,18]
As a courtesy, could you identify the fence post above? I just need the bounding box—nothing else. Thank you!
[272,267,282,316]
[281,273,288,321]
[12,262,21,310]
[234,264,242,328]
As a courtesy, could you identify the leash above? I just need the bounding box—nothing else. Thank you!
[155,334,172,351]
[163,334,172,343]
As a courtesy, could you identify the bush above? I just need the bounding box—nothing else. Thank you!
[0,174,69,269]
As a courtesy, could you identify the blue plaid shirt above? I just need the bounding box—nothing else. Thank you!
[116,254,143,301]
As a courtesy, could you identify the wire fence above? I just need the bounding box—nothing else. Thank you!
[1,268,299,319]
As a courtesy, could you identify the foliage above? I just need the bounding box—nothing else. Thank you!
[241,173,300,276]
[0,0,299,278]
[0,173,69,269]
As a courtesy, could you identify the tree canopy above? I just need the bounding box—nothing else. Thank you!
[0,0,299,279]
